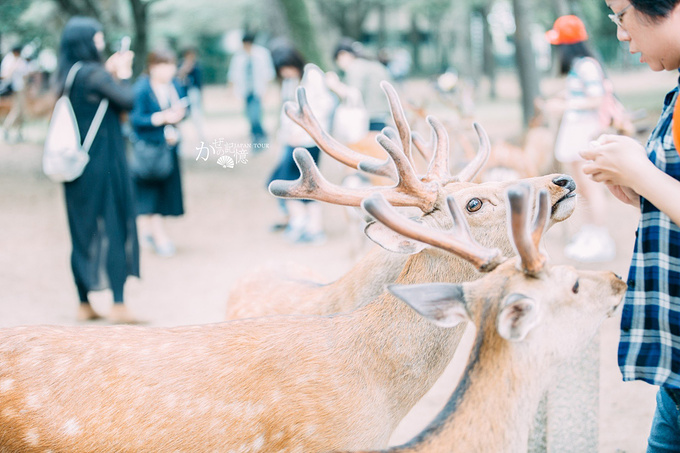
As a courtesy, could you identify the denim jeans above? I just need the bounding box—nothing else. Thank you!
[648,387,680,452]
[245,93,265,141]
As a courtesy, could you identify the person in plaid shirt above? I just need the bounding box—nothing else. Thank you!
[580,0,680,450]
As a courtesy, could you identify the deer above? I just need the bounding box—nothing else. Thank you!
[226,82,578,320]
[336,184,626,453]
[0,186,577,453]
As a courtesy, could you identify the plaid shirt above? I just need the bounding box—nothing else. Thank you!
[619,80,680,388]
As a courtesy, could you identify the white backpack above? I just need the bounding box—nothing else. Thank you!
[43,62,109,183]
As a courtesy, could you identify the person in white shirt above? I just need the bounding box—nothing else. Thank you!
[227,32,275,146]
[1,45,29,142]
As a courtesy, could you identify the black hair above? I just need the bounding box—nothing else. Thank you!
[556,41,594,75]
[242,31,256,44]
[11,45,22,54]
[272,47,306,78]
[56,16,103,91]
[630,0,680,21]
[333,39,356,61]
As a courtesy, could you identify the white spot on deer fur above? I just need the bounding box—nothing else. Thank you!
[24,428,39,446]
[0,378,14,392]
[26,392,42,409]
[253,434,265,450]
[63,419,81,436]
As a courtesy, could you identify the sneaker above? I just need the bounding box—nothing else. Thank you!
[154,241,176,258]
[295,231,327,245]
[564,226,616,263]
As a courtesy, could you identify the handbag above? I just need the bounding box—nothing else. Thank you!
[331,87,369,145]
[129,136,174,181]
[43,62,108,183]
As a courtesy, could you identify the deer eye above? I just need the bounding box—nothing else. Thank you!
[572,280,580,294]
[466,198,482,212]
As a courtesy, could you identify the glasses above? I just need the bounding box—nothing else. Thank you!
[608,4,632,28]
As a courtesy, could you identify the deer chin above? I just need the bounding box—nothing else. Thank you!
[550,192,577,222]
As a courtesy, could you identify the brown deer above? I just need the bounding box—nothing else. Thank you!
[0,174,576,449]
[226,82,578,320]
[0,183,590,453]
[339,184,626,453]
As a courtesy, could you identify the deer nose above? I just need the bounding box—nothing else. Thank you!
[552,175,576,193]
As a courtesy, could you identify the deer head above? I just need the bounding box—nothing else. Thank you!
[364,184,625,361]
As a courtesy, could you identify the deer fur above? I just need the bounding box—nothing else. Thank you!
[0,181,576,452]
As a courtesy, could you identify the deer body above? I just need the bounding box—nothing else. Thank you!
[226,247,408,319]
[0,251,466,452]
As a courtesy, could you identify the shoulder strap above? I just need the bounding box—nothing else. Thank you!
[64,62,83,97]
[81,98,109,154]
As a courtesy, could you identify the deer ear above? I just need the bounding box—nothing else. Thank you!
[387,283,469,328]
[364,220,428,255]
[497,294,540,342]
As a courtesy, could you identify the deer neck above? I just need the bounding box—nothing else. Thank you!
[345,250,473,424]
[324,247,410,313]
[395,318,552,453]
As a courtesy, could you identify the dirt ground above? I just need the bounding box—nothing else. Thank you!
[1,69,677,452]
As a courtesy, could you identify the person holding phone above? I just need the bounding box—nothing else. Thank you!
[581,1,680,450]
[129,49,186,258]
[56,17,140,323]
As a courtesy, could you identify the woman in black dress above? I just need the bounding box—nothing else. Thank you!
[129,50,185,257]
[57,17,140,323]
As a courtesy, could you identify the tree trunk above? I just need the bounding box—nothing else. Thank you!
[277,0,326,68]
[407,14,422,74]
[128,0,149,77]
[511,0,541,126]
[481,5,497,100]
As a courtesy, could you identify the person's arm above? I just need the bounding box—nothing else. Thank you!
[580,134,680,226]
[89,68,134,112]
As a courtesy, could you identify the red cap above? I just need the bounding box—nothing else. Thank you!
[545,15,588,45]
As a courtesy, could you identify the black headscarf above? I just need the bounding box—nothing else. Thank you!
[57,16,103,93]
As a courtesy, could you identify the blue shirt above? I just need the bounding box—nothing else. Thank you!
[619,80,680,388]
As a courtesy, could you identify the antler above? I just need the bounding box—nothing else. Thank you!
[269,147,439,212]
[357,81,417,178]
[449,122,491,184]
[361,193,505,272]
[284,87,396,179]
[506,184,549,276]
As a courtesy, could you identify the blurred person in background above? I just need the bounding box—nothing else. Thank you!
[268,47,334,244]
[178,47,205,141]
[227,31,275,147]
[57,17,140,323]
[326,39,392,132]
[581,1,680,450]
[546,15,617,262]
[1,44,29,143]
[130,49,186,258]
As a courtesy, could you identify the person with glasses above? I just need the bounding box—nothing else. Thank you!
[580,1,680,451]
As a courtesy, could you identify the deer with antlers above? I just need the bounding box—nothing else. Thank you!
[338,185,626,453]
[226,82,578,320]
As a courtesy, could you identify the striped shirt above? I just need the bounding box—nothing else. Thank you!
[619,80,680,388]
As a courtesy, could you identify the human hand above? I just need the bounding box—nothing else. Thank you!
[105,51,134,79]
[605,183,640,207]
[579,134,652,192]
[163,107,186,125]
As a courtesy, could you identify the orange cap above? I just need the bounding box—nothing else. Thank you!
[545,15,588,45]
